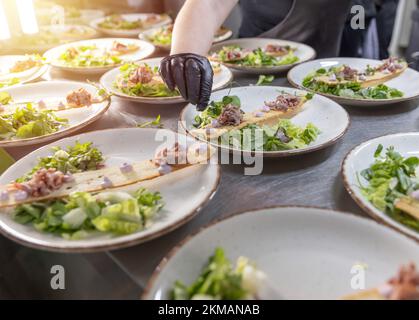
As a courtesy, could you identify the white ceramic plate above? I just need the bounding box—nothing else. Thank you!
[342,132,419,241]
[210,38,316,74]
[181,86,349,157]
[0,55,48,87]
[91,13,172,38]
[44,38,155,74]
[100,57,233,104]
[288,57,419,106]
[143,206,419,300]
[0,81,110,148]
[0,128,220,252]
[140,26,233,52]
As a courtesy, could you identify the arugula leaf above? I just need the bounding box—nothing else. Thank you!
[137,115,163,128]
[359,146,419,232]
[256,75,274,86]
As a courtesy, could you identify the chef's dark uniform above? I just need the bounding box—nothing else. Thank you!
[239,0,352,58]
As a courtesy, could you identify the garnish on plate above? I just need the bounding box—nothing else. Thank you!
[0,104,68,141]
[358,144,419,231]
[8,55,43,74]
[0,78,20,89]
[222,119,320,152]
[57,41,138,68]
[191,92,312,141]
[2,142,214,239]
[98,14,168,30]
[210,44,299,67]
[342,262,419,300]
[302,57,406,100]
[16,141,104,183]
[0,87,108,116]
[13,187,163,239]
[171,247,267,300]
[0,142,214,208]
[114,62,179,97]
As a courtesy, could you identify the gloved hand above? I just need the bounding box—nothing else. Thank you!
[160,53,213,111]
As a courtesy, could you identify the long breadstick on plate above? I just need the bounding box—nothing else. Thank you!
[394,197,419,220]
[315,59,407,89]
[190,95,308,140]
[0,142,214,208]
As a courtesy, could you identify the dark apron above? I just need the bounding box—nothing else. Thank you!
[239,0,352,58]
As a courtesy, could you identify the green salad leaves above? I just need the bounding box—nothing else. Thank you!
[14,188,164,239]
[0,104,68,141]
[59,45,122,67]
[193,95,241,129]
[171,247,264,300]
[16,141,104,182]
[216,45,299,67]
[223,120,320,152]
[302,67,403,99]
[359,145,419,231]
[0,78,20,89]
[115,62,179,97]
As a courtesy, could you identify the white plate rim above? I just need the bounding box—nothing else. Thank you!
[0,127,221,252]
[342,131,419,241]
[142,205,418,299]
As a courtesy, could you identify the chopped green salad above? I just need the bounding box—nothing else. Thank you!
[0,104,68,141]
[98,15,142,30]
[303,67,403,99]
[16,141,104,183]
[147,25,172,46]
[193,95,319,151]
[58,45,122,68]
[223,120,320,152]
[0,92,12,105]
[213,45,299,67]
[0,78,20,89]
[359,145,419,231]
[193,95,241,129]
[14,188,164,239]
[171,247,266,300]
[114,62,179,97]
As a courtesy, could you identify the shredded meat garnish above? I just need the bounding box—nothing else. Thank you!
[129,65,153,84]
[264,93,301,111]
[66,88,93,108]
[265,44,289,54]
[10,59,38,73]
[217,104,243,126]
[111,41,129,53]
[387,263,419,300]
[13,168,66,197]
[339,65,358,81]
[376,57,404,73]
[154,142,187,165]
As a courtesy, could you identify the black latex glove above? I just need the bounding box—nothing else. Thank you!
[160,53,213,111]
